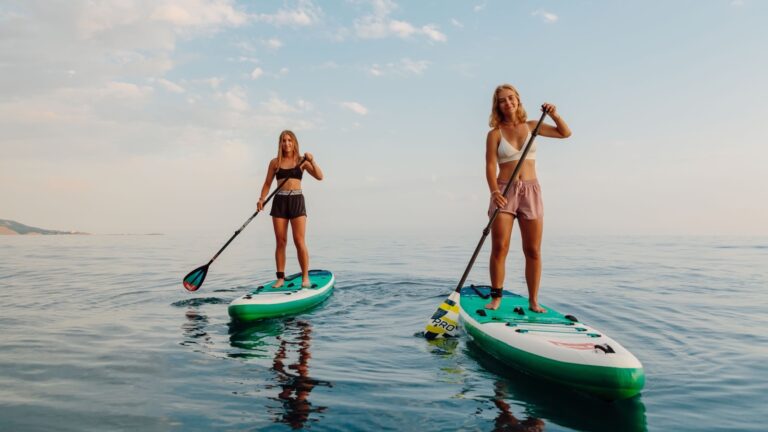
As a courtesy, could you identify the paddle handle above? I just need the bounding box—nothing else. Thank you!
[452,110,548,292]
[207,157,306,265]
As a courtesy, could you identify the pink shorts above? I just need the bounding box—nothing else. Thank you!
[488,179,543,220]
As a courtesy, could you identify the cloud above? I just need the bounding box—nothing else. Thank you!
[369,65,383,76]
[100,81,154,100]
[221,86,249,111]
[263,37,283,50]
[253,1,321,26]
[474,4,486,12]
[400,58,429,74]
[204,77,223,89]
[340,101,368,115]
[0,1,246,102]
[532,10,559,24]
[450,19,464,28]
[355,18,446,41]
[370,0,398,16]
[150,1,248,28]
[367,58,429,77]
[262,97,294,114]
[75,0,247,41]
[353,2,446,42]
[244,65,291,81]
[236,56,259,63]
[421,25,447,42]
[156,78,185,93]
[261,96,311,114]
[388,19,417,38]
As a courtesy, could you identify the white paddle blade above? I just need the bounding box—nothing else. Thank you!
[424,291,460,339]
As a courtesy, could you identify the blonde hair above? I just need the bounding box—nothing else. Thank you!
[488,84,527,128]
[276,130,300,168]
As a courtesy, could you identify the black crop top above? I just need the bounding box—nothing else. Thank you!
[276,165,303,180]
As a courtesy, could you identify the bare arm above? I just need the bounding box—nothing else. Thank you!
[528,103,571,139]
[301,152,323,181]
[257,159,277,210]
[485,129,507,208]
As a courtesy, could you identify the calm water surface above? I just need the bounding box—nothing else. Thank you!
[1,233,766,431]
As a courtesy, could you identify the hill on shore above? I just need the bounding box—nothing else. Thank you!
[0,219,88,235]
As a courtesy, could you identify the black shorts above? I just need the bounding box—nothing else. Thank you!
[270,192,307,219]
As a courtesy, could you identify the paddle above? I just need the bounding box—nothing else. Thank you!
[424,108,548,339]
[183,157,305,292]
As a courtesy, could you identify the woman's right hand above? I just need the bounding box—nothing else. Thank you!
[257,198,265,211]
[492,190,507,208]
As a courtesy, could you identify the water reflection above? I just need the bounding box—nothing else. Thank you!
[466,340,648,432]
[425,337,468,387]
[180,307,214,351]
[228,318,331,430]
[269,319,332,429]
[174,296,228,353]
[491,380,544,432]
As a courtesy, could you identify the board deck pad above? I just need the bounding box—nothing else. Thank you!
[244,270,332,295]
[460,285,575,326]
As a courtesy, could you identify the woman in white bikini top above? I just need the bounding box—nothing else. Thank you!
[484,83,572,313]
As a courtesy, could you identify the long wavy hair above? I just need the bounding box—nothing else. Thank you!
[488,84,527,128]
[276,130,300,168]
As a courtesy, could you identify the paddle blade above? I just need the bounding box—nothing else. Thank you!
[183,265,208,292]
[424,291,461,339]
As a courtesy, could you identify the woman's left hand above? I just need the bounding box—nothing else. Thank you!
[541,103,558,117]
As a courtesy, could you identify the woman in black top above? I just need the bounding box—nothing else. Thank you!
[257,130,324,288]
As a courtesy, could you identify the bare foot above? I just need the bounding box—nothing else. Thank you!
[529,303,546,313]
[274,278,285,288]
[301,278,311,288]
[485,298,501,310]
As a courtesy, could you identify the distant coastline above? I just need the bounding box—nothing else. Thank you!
[0,219,89,235]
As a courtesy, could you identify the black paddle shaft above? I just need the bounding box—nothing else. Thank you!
[205,157,306,266]
[452,110,548,293]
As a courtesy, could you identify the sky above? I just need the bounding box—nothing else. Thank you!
[2,0,767,237]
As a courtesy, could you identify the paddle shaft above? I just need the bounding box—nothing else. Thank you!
[452,110,548,293]
[206,157,305,266]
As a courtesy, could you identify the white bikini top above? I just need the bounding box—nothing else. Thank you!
[497,128,535,164]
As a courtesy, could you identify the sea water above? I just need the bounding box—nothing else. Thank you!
[1,233,766,431]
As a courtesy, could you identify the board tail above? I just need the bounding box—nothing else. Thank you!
[424,291,461,339]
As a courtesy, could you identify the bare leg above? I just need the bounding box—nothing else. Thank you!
[487,212,515,310]
[290,216,310,287]
[518,217,544,312]
[273,217,289,287]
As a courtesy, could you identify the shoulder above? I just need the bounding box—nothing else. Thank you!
[486,128,501,147]
[268,158,278,168]
[525,120,538,131]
